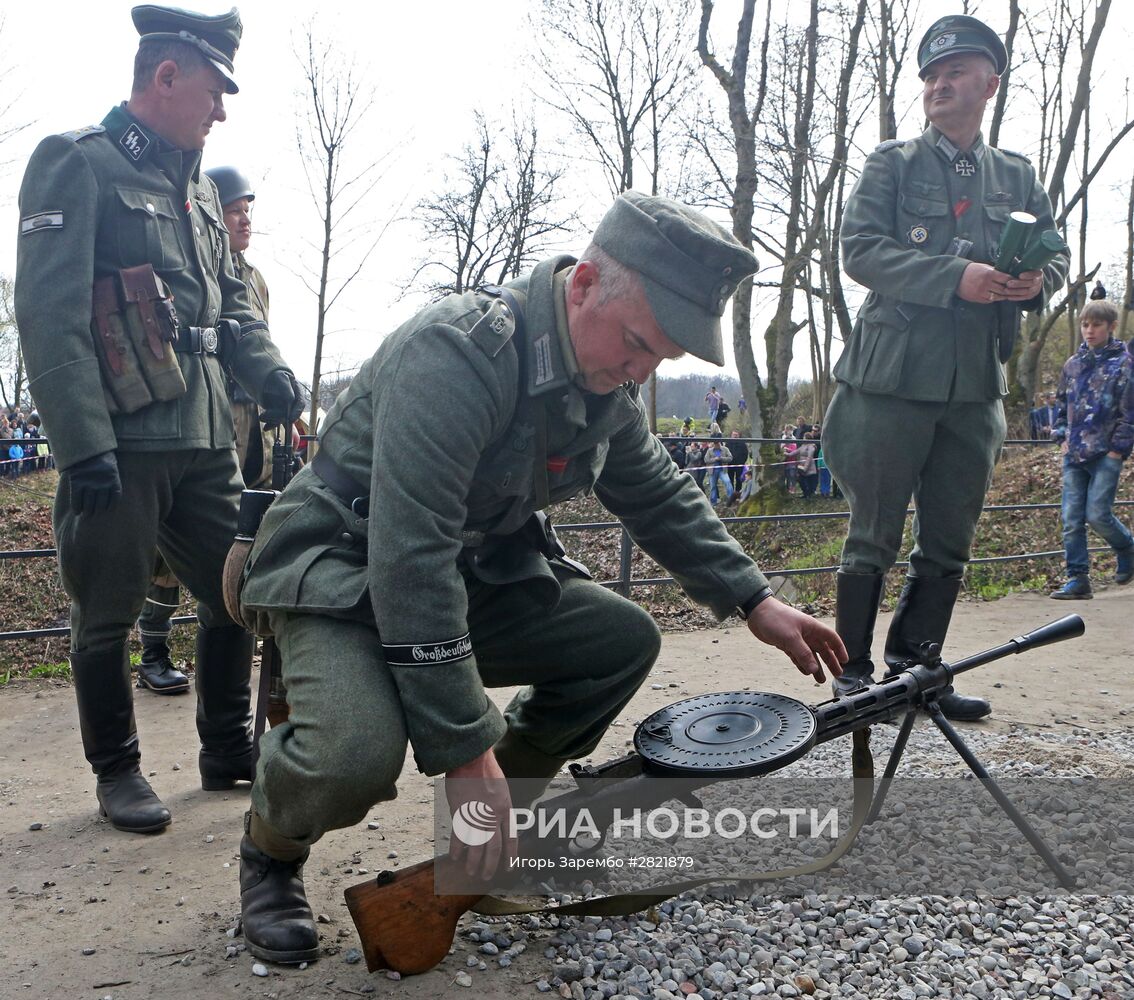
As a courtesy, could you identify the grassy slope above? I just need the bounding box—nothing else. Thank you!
[1,448,1130,679]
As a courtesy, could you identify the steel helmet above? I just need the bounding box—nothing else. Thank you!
[205,165,255,207]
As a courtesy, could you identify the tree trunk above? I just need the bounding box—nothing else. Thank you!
[1124,164,1134,338]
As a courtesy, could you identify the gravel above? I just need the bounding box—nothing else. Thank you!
[454,723,1134,999]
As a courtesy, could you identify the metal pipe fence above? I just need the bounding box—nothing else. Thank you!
[3,498,1128,642]
[0,436,1126,643]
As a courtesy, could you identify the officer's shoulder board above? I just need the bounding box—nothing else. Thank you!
[874,138,907,153]
[465,295,516,358]
[999,147,1032,163]
[60,124,106,143]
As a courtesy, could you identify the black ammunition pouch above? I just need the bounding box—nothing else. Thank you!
[90,263,185,414]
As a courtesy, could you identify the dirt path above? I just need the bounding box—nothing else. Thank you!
[0,588,1129,999]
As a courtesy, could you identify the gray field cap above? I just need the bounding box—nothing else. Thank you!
[132,5,243,94]
[917,14,1007,78]
[592,191,758,366]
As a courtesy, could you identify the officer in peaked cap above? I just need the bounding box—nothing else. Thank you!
[917,14,1008,78]
[14,4,302,836]
[233,190,846,965]
[823,12,1068,720]
[131,4,243,93]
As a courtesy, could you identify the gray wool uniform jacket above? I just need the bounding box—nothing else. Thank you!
[14,104,288,472]
[835,125,1068,402]
[241,254,770,774]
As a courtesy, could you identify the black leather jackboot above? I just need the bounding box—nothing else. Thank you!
[831,571,885,698]
[883,576,991,721]
[240,811,320,964]
[71,644,171,833]
[194,623,255,790]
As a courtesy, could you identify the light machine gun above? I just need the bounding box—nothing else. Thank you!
[344,614,1085,975]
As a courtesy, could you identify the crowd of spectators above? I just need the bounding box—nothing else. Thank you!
[663,401,848,507]
[1,409,53,478]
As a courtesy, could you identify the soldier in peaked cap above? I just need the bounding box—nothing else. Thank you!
[822,14,1068,719]
[232,190,847,964]
[14,5,303,835]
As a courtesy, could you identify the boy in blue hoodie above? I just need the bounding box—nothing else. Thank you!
[1050,299,1134,598]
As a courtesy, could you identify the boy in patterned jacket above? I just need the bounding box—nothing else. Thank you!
[1050,299,1134,598]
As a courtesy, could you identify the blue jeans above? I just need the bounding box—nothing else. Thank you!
[1061,454,1134,577]
[708,466,733,504]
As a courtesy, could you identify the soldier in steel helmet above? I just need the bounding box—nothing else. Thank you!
[14,5,304,835]
[823,14,1069,719]
[134,164,282,695]
[232,191,847,964]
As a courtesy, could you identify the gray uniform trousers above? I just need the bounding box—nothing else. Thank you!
[251,564,662,845]
[55,449,244,651]
[823,384,1006,578]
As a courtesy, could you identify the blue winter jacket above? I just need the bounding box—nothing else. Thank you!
[1052,339,1134,463]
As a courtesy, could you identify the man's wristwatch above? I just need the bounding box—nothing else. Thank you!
[736,586,773,621]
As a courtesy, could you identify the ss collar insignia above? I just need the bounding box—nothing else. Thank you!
[119,122,151,161]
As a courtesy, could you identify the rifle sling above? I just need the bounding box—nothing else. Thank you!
[473,727,874,917]
[251,636,277,773]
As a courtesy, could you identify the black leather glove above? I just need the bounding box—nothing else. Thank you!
[67,451,122,516]
[260,370,304,427]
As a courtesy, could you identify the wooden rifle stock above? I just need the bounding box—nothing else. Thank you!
[343,857,485,974]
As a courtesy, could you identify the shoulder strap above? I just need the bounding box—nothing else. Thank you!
[479,285,551,510]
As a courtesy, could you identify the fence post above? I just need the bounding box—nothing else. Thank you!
[618,525,633,597]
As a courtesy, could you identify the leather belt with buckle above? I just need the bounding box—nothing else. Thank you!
[174,326,220,355]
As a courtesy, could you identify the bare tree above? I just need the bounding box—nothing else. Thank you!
[0,275,26,412]
[998,0,1134,409]
[865,0,919,144]
[533,0,698,198]
[694,0,769,440]
[1124,164,1134,338]
[0,17,32,171]
[293,26,394,434]
[412,113,572,300]
[533,0,698,430]
[696,0,867,441]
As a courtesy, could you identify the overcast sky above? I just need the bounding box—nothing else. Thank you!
[1,1,1132,392]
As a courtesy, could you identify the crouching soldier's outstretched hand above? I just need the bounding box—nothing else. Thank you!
[747,597,846,683]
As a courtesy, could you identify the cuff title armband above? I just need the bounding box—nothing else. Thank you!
[383,634,474,667]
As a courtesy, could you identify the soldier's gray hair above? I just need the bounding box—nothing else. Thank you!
[579,244,645,306]
[132,40,211,94]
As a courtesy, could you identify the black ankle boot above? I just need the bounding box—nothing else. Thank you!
[831,571,885,697]
[240,814,320,964]
[136,586,187,694]
[195,624,255,790]
[884,576,990,721]
[72,645,171,833]
[136,654,190,695]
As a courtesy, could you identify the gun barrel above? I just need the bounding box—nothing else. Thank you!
[951,614,1084,677]
[812,662,951,742]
